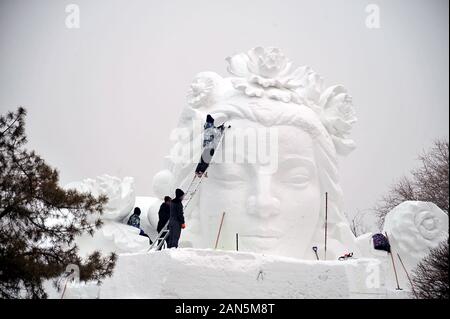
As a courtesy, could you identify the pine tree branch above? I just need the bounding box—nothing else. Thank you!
[0,111,22,137]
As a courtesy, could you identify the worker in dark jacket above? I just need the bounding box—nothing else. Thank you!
[167,189,186,248]
[157,196,172,233]
[127,207,152,244]
[195,114,225,178]
[156,196,171,249]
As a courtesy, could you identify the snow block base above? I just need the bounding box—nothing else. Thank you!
[64,248,393,299]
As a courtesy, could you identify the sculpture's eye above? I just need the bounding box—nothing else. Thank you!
[280,167,311,187]
[220,173,245,183]
[283,174,309,185]
[208,165,247,184]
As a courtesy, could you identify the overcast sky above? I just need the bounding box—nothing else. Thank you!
[0,0,448,223]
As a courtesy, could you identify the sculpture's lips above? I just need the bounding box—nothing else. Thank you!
[239,229,283,238]
[238,233,281,250]
[240,234,279,239]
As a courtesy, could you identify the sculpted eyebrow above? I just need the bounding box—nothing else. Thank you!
[212,163,249,174]
[278,156,316,173]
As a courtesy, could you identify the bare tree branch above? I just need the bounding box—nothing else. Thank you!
[374,139,449,228]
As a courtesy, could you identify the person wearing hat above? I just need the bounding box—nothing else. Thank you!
[127,207,152,244]
[156,196,172,250]
[195,114,225,178]
[167,189,186,248]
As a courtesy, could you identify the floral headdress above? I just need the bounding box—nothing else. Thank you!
[187,47,357,156]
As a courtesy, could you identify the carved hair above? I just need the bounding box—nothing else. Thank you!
[164,89,347,235]
[154,48,358,252]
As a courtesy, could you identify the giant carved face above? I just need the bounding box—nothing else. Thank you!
[154,47,360,260]
[197,118,321,259]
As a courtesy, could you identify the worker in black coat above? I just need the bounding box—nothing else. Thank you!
[127,207,152,244]
[195,114,226,178]
[167,189,186,248]
[156,196,171,249]
[157,196,172,233]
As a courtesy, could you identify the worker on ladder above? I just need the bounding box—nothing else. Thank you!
[156,196,171,250]
[195,114,225,178]
[149,117,230,252]
[167,189,186,248]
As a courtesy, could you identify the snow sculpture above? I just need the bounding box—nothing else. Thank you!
[64,249,387,299]
[65,174,135,221]
[65,175,149,256]
[226,47,356,155]
[153,47,359,260]
[383,201,448,273]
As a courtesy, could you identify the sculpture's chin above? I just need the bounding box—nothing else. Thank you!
[239,236,280,251]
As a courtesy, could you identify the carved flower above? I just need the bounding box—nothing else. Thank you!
[187,75,215,107]
[64,175,135,221]
[295,67,324,106]
[383,201,449,267]
[225,47,357,155]
[226,47,311,103]
[318,85,357,155]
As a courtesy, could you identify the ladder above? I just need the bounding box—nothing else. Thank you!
[148,125,229,251]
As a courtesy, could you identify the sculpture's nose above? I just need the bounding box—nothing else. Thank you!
[247,173,281,219]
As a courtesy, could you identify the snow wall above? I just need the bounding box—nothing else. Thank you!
[63,248,409,299]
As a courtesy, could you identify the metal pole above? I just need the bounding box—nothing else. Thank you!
[60,278,69,299]
[214,212,226,249]
[324,192,328,260]
[397,253,418,298]
[385,232,402,290]
[236,233,239,251]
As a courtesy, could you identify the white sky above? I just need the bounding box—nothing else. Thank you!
[0,0,448,222]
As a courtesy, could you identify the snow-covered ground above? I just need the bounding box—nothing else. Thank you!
[51,178,444,299]
[62,248,411,299]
